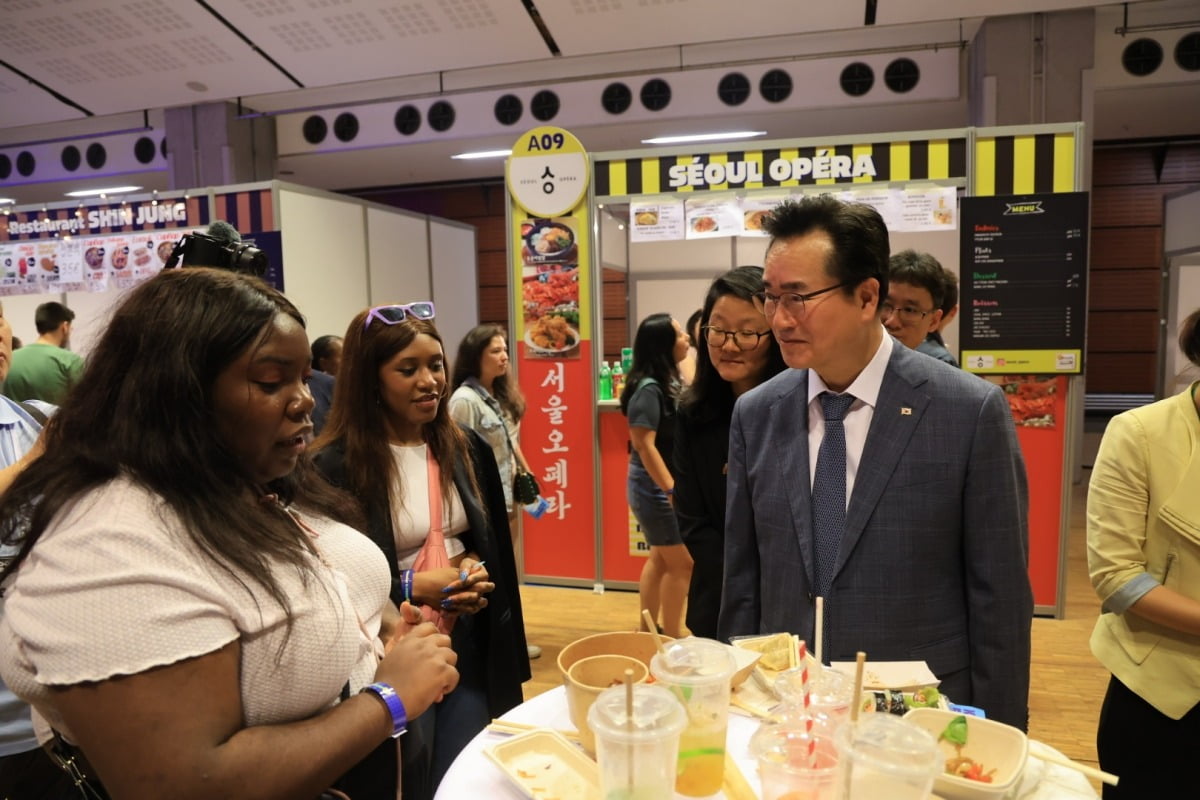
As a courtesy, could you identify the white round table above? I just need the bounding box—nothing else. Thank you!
[435,686,1099,799]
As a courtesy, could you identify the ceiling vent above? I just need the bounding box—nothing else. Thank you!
[85,144,106,170]
[134,137,157,164]
[759,69,792,102]
[16,152,35,177]
[61,145,82,171]
[0,156,10,180]
[428,101,456,132]
[840,62,875,96]
[718,72,751,106]
[530,90,560,122]
[395,105,421,135]
[302,115,328,145]
[1122,37,1164,76]
[494,94,523,126]
[1174,31,1200,71]
[333,113,359,142]
[602,82,632,114]
[884,58,920,92]
[640,79,671,111]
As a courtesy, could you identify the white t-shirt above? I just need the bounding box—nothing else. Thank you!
[0,476,390,741]
[388,443,469,570]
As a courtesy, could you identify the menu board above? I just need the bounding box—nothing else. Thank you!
[959,192,1089,374]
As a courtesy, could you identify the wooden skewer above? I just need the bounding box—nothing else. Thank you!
[486,719,581,741]
[722,753,757,800]
[641,608,667,655]
[848,651,867,723]
[1030,748,1119,786]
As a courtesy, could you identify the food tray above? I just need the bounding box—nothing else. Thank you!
[484,729,600,800]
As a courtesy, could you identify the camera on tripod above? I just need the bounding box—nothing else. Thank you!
[164,231,268,277]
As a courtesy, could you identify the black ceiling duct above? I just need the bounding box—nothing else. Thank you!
[133,136,156,164]
[0,155,10,180]
[840,62,875,96]
[531,90,560,121]
[1122,38,1163,76]
[333,113,359,142]
[718,72,751,106]
[428,101,456,132]
[494,94,523,126]
[601,82,632,114]
[302,115,328,145]
[640,78,672,111]
[85,143,106,169]
[760,69,793,102]
[1174,31,1200,72]
[394,105,421,136]
[884,58,920,92]
[16,151,35,177]
[61,145,81,171]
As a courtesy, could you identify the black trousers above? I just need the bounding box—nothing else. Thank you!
[0,746,80,800]
[1097,674,1200,799]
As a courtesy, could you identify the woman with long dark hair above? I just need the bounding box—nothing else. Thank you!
[620,312,692,637]
[313,304,528,799]
[675,266,786,638]
[0,269,457,799]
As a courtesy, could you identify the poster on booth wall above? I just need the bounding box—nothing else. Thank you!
[520,216,580,360]
[685,195,741,239]
[628,199,685,242]
[838,188,903,230]
[8,243,35,288]
[81,237,110,291]
[0,243,16,286]
[739,194,790,238]
[896,186,958,232]
[54,238,83,284]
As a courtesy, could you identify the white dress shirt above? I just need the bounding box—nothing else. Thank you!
[807,330,893,507]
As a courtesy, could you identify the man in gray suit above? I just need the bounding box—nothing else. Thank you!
[717,196,1033,730]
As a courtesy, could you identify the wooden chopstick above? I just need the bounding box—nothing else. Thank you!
[1030,748,1119,786]
[486,719,581,741]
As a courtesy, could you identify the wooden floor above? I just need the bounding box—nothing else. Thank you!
[515,471,1108,787]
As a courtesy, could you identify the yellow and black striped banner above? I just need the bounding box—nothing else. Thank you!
[973,131,1077,196]
[594,138,967,197]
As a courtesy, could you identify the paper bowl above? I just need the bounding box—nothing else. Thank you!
[903,707,1029,800]
[565,654,648,755]
[557,631,667,682]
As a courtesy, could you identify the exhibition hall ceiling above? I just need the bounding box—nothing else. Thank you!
[0,0,1194,203]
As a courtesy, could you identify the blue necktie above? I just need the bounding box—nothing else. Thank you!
[813,391,855,598]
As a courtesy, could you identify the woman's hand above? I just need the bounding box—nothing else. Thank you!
[375,621,458,719]
[439,559,494,616]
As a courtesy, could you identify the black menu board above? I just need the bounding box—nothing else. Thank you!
[959,192,1088,374]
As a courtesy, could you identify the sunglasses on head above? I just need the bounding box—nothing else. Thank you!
[364,302,436,330]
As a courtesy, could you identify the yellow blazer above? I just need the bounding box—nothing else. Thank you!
[1088,388,1200,719]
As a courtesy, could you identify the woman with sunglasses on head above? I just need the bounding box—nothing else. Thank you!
[0,270,458,800]
[674,267,786,639]
[313,303,529,800]
[621,313,693,637]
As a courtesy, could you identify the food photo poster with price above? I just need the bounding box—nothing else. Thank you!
[520,216,581,360]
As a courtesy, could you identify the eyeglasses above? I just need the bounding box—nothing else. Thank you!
[753,282,848,317]
[879,302,932,324]
[702,325,772,351]
[364,302,436,330]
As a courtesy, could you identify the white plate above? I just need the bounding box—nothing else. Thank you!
[830,660,940,690]
[525,323,580,355]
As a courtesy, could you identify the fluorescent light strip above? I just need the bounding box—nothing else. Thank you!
[0,198,16,205]
[64,186,143,198]
[450,149,512,160]
[641,131,767,145]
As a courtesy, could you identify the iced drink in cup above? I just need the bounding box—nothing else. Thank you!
[775,664,853,730]
[588,683,685,800]
[833,714,941,799]
[649,637,736,797]
[751,725,840,800]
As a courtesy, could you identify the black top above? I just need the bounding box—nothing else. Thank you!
[626,379,676,472]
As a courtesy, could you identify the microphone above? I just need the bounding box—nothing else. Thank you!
[205,220,242,245]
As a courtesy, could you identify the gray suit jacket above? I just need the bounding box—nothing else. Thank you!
[718,341,1033,729]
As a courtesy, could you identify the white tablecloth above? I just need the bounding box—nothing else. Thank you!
[434,686,1099,800]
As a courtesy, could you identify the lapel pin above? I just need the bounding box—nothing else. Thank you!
[900,407,912,415]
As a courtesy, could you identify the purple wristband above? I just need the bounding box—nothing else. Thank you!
[361,682,407,738]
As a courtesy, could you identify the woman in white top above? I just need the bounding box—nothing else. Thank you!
[313,305,529,800]
[0,269,458,800]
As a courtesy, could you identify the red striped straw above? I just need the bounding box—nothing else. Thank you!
[799,639,816,769]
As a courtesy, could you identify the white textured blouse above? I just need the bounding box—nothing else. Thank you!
[0,476,390,741]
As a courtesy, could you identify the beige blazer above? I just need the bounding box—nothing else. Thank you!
[1089,388,1200,719]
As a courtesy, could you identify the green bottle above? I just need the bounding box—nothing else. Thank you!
[599,361,613,400]
[620,347,633,375]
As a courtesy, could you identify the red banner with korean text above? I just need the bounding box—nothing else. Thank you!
[506,128,596,581]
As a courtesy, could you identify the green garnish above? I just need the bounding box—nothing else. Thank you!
[939,714,969,747]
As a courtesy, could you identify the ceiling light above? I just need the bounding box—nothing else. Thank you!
[0,198,16,205]
[64,186,142,198]
[641,131,768,145]
[450,149,512,160]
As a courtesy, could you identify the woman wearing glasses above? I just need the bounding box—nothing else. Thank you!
[620,313,693,637]
[674,267,786,638]
[313,303,529,799]
[0,271,458,799]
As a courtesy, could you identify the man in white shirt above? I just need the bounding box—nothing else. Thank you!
[717,196,1033,730]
